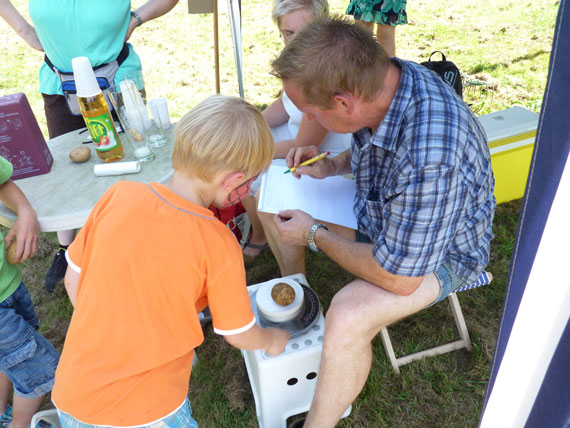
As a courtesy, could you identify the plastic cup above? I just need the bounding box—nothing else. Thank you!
[148,98,171,130]
[106,81,155,163]
[71,57,100,97]
[144,99,167,148]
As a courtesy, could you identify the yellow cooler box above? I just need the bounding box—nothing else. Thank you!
[478,106,539,204]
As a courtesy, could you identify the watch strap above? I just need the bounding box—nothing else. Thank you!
[131,11,143,27]
[307,223,328,252]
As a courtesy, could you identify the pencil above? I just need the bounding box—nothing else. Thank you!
[283,151,331,174]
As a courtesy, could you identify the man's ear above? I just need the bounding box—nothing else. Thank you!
[333,92,355,114]
[222,171,245,191]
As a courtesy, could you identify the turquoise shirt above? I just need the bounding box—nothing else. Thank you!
[29,0,143,95]
[0,157,23,303]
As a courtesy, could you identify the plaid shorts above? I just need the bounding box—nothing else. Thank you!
[57,398,198,428]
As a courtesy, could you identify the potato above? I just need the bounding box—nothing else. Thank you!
[128,128,144,142]
[6,238,20,264]
[69,146,91,163]
[271,282,296,306]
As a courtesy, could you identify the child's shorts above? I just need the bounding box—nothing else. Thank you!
[0,282,60,398]
[57,398,199,428]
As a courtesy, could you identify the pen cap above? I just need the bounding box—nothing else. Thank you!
[72,57,101,98]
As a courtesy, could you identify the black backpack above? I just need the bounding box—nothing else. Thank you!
[421,51,463,98]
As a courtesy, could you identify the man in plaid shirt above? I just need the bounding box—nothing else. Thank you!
[258,17,495,428]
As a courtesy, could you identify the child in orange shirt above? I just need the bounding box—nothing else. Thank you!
[51,95,290,428]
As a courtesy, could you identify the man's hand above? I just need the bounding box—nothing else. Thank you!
[286,146,334,179]
[264,327,290,356]
[274,209,316,246]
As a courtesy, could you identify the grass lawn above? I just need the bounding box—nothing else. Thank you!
[0,0,559,426]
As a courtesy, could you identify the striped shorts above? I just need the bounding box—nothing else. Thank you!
[57,398,198,428]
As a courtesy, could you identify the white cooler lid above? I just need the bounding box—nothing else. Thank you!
[478,106,539,142]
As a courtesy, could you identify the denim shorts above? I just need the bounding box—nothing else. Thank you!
[0,282,60,398]
[432,262,466,306]
[57,398,199,428]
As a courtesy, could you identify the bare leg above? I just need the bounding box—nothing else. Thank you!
[241,195,267,258]
[56,229,75,246]
[354,19,374,33]
[10,393,44,428]
[258,209,306,276]
[304,275,440,428]
[257,193,355,277]
[0,373,11,415]
[376,24,396,57]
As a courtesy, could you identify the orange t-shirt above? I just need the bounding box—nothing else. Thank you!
[52,182,255,426]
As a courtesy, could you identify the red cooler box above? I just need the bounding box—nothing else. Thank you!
[0,93,53,180]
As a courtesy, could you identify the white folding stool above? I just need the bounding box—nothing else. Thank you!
[380,271,493,374]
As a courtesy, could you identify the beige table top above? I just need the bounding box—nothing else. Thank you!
[0,126,175,232]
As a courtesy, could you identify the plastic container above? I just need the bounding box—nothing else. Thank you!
[256,278,304,323]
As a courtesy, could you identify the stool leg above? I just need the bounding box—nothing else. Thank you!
[380,328,400,374]
[448,294,472,351]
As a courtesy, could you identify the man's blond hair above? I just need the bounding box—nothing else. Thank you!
[271,16,391,109]
[172,95,274,181]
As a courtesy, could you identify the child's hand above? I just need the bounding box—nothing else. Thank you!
[5,207,39,263]
[265,327,290,356]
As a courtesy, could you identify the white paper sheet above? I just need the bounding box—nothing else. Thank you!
[258,164,358,229]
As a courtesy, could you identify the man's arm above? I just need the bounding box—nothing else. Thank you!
[274,209,423,295]
[313,226,423,295]
[0,179,39,262]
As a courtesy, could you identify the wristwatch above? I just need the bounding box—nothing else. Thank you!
[307,223,328,252]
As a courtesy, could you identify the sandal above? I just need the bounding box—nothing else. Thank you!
[242,241,269,266]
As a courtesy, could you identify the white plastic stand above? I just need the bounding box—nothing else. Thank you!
[242,273,351,428]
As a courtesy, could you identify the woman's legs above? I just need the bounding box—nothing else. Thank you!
[241,195,268,259]
[354,19,396,57]
[376,24,396,57]
[42,94,84,292]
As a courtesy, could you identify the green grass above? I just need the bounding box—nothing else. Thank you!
[0,0,559,426]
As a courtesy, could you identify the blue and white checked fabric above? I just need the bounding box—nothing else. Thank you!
[454,270,492,293]
[352,58,496,284]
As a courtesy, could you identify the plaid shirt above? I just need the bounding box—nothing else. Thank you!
[352,58,496,283]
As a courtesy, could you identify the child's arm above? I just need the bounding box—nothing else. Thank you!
[262,96,289,128]
[274,113,329,159]
[0,179,39,262]
[64,267,79,307]
[224,324,290,356]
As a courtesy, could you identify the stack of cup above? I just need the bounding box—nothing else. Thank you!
[107,80,156,163]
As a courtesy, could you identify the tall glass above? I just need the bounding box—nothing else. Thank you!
[106,80,155,163]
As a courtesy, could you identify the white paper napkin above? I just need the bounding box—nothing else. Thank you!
[94,161,141,176]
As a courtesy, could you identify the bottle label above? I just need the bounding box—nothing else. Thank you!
[85,113,121,152]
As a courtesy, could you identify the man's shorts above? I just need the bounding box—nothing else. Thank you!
[0,282,60,398]
[432,262,466,305]
[57,398,199,428]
